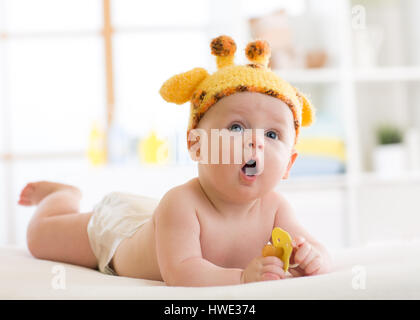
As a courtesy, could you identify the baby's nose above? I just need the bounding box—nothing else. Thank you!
[245,134,264,150]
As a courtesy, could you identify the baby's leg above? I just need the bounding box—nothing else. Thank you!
[18,181,97,269]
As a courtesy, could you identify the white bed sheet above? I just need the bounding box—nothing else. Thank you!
[1,240,419,300]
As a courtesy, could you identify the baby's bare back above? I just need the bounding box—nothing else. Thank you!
[111,216,161,280]
[111,178,277,281]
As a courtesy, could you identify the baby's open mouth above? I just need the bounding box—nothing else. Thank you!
[242,159,257,176]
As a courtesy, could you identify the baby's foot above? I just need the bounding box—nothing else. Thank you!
[18,181,82,206]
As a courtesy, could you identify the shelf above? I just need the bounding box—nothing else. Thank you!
[274,68,339,84]
[359,171,420,186]
[354,66,420,82]
[274,66,420,84]
[277,173,347,191]
[0,151,85,161]
[279,171,420,190]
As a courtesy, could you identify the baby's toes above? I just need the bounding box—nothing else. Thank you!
[21,183,35,197]
[18,183,35,206]
[18,198,31,206]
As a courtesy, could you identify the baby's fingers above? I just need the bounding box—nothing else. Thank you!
[261,264,286,280]
[305,257,322,275]
[293,236,305,248]
[261,273,280,281]
[261,256,284,268]
[294,242,311,265]
[299,247,317,271]
[288,267,305,277]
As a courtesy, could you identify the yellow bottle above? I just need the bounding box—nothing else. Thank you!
[87,121,107,166]
[139,130,169,164]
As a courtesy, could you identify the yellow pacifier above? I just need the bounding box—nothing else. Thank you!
[262,227,294,272]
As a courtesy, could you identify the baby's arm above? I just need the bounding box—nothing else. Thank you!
[154,187,242,287]
[273,192,333,276]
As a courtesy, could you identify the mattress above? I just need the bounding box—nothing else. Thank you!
[1,240,419,299]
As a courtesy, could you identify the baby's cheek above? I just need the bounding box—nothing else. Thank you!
[263,148,288,177]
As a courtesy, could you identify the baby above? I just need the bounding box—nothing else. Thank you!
[18,35,332,287]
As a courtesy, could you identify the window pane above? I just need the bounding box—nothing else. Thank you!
[2,0,102,33]
[113,32,208,137]
[112,0,210,27]
[7,36,105,153]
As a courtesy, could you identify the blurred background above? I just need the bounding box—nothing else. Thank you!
[1,0,420,250]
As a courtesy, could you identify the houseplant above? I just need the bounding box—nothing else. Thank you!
[372,123,406,176]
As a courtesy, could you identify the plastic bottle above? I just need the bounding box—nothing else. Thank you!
[87,120,107,166]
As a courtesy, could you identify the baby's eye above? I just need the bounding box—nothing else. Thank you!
[265,130,278,140]
[229,123,244,132]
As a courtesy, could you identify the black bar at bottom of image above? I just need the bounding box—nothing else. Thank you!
[1,300,418,318]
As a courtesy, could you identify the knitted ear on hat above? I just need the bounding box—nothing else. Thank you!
[245,39,271,68]
[159,67,210,105]
[210,35,236,69]
[295,90,316,127]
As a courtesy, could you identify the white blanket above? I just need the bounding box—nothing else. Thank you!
[1,240,419,299]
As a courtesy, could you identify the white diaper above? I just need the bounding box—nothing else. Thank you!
[87,192,160,275]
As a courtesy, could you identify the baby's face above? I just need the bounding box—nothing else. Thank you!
[191,91,298,202]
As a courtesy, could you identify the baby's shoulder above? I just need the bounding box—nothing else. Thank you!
[262,189,288,207]
[265,190,296,225]
[262,190,292,217]
[157,178,201,212]
[153,178,202,233]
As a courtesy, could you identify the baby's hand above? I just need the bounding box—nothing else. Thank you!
[289,237,323,277]
[241,256,286,284]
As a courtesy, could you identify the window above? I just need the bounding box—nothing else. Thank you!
[0,0,212,245]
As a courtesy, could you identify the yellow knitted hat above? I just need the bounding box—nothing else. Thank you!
[159,35,315,146]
